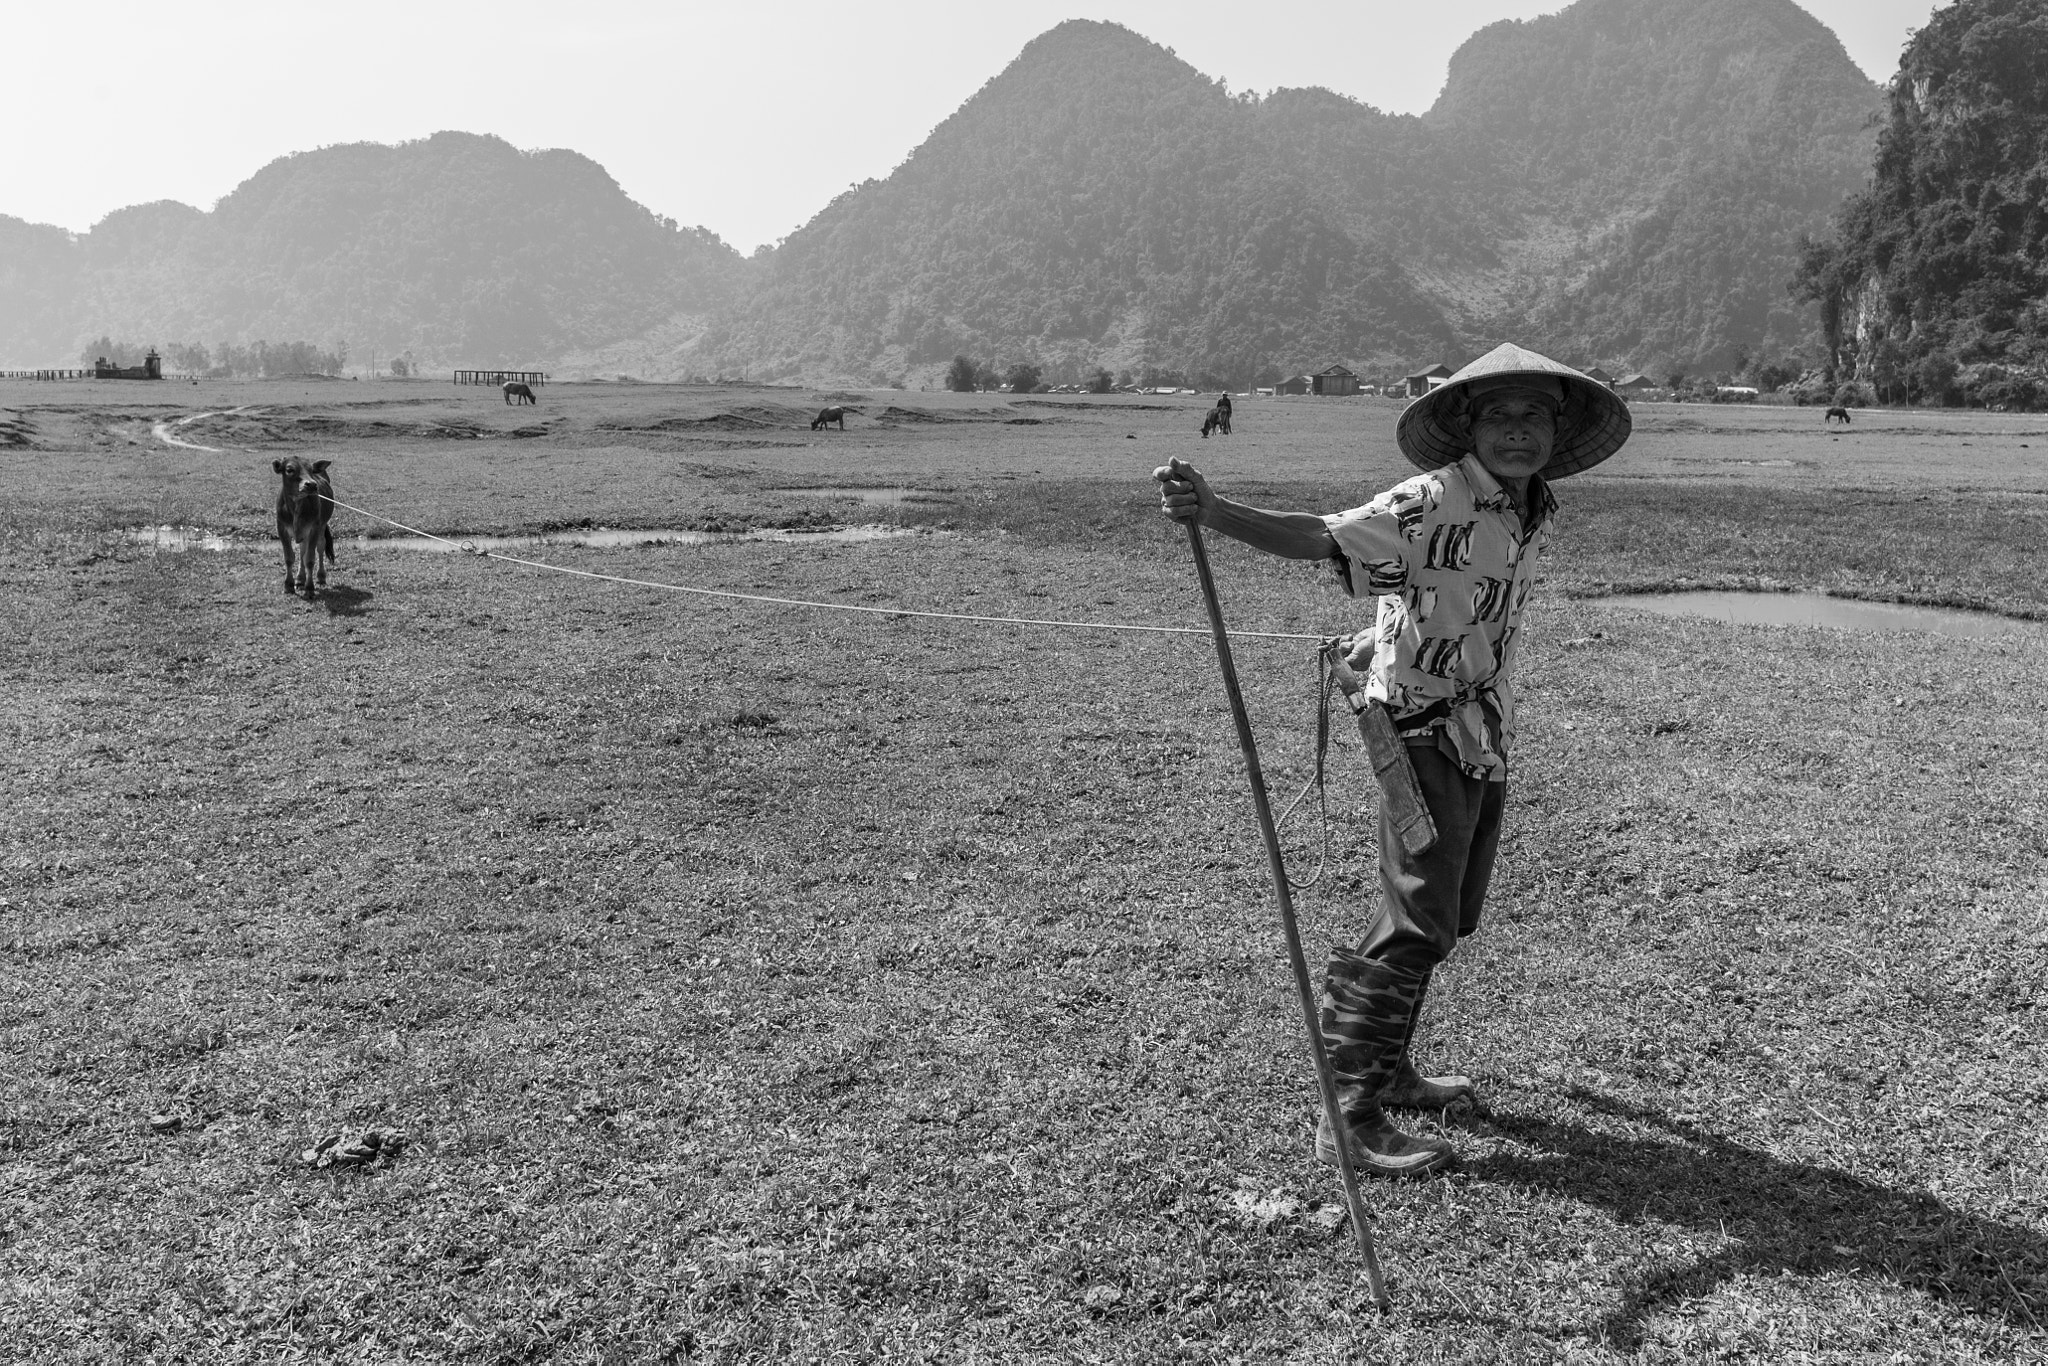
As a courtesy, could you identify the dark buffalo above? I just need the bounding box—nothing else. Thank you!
[811,406,849,431]
[1824,406,1851,425]
[1200,404,1232,438]
[503,381,537,406]
[273,457,336,595]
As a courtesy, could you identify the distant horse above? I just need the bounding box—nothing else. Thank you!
[811,406,848,431]
[502,381,537,406]
[1200,404,1231,438]
[1824,406,1851,425]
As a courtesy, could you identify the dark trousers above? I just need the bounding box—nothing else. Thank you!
[1351,742,1506,972]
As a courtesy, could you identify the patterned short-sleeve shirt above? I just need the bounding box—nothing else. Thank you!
[1322,453,1556,782]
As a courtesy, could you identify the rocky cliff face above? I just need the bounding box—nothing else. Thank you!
[1796,0,2048,406]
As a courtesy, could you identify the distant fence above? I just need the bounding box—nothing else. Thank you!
[0,369,92,380]
[454,370,548,387]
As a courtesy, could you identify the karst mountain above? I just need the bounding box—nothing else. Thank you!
[1794,0,2048,408]
[0,132,743,371]
[1,0,1888,383]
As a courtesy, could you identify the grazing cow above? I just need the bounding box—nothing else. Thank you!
[502,381,537,406]
[811,406,848,431]
[273,457,336,596]
[1200,404,1232,438]
[1824,406,1851,425]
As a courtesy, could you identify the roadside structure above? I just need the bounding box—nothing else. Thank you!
[93,349,163,381]
[1275,375,1311,396]
[1403,363,1453,396]
[1312,364,1362,396]
[454,369,548,387]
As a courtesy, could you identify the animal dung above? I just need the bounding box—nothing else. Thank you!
[301,1128,405,1170]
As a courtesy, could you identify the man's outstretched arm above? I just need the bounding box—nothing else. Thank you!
[1153,457,1337,561]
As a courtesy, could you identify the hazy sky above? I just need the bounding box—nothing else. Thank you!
[6,0,1936,254]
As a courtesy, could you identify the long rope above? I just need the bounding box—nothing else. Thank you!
[1274,650,1338,892]
[319,494,1323,643]
[321,490,1344,869]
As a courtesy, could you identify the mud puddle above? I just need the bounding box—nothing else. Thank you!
[125,524,931,554]
[762,486,953,506]
[1612,590,2042,640]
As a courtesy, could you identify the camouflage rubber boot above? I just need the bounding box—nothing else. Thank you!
[1314,1100,1456,1178]
[1378,970,1483,1116]
[1317,950,1456,1178]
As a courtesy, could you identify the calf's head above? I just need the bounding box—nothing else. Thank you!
[273,457,333,505]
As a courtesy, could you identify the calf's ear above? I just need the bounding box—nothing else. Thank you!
[272,459,286,474]
[312,459,331,474]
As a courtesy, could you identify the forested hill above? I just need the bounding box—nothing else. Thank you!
[0,132,744,368]
[692,20,1456,386]
[702,1,1880,385]
[0,1,1884,382]
[1416,0,1883,367]
[1796,0,2048,408]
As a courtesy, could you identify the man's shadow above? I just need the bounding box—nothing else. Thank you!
[1467,1087,2046,1346]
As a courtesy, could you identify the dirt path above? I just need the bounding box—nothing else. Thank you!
[151,405,257,453]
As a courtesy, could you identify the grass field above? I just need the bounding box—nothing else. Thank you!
[3,381,2046,1363]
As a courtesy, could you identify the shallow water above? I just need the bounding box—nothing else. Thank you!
[125,524,926,553]
[762,486,952,506]
[1615,590,2041,640]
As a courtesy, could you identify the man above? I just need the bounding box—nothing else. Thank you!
[1154,343,1630,1177]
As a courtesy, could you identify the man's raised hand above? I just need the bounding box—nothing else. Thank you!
[1153,457,1214,524]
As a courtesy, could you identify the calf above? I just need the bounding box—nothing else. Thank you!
[503,381,537,405]
[811,406,848,431]
[273,457,336,595]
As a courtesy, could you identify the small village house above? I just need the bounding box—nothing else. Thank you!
[1580,365,1616,386]
[1615,373,1658,392]
[1311,364,1361,396]
[1275,375,1311,396]
[1403,363,1453,396]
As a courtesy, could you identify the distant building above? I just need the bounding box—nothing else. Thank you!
[93,348,163,381]
[1312,364,1362,396]
[1615,373,1658,392]
[1275,375,1311,396]
[1403,363,1453,396]
[1580,365,1616,387]
[1715,385,1759,402]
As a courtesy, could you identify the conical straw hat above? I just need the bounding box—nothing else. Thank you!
[1395,343,1631,479]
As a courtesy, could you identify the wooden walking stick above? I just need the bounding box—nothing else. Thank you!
[1181,514,1393,1312]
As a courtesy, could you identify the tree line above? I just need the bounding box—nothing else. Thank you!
[81,336,349,378]
[943,356,1123,393]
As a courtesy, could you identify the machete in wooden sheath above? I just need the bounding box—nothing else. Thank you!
[1321,641,1438,858]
